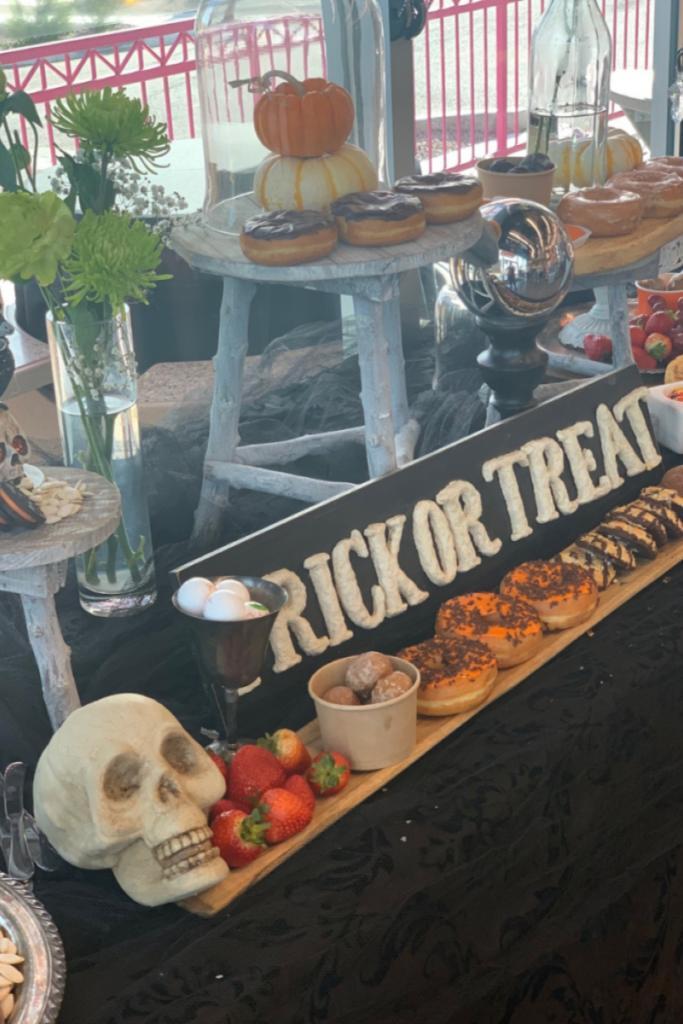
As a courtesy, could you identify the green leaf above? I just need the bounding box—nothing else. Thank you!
[0,139,17,191]
[3,91,42,126]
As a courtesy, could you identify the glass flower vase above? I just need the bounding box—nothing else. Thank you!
[46,308,157,617]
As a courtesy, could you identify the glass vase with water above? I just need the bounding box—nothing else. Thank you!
[47,308,157,616]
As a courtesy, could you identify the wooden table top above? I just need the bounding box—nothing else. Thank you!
[573,211,683,278]
[172,194,483,283]
[0,468,120,572]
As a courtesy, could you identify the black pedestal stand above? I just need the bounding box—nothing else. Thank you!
[476,319,550,420]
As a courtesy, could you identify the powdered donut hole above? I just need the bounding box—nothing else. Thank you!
[370,671,414,704]
[345,651,394,699]
[323,685,361,706]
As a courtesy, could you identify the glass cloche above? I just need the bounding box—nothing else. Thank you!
[195,0,388,234]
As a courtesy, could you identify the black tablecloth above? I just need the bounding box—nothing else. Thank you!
[28,558,683,1024]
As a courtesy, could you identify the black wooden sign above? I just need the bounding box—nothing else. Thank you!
[176,367,662,697]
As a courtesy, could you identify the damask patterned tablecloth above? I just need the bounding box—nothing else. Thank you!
[32,557,683,1024]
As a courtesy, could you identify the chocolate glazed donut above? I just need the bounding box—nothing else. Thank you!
[393,172,483,224]
[330,191,426,246]
[239,210,338,266]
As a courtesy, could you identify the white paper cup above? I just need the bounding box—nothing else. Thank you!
[308,656,420,770]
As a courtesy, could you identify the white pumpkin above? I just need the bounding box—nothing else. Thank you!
[254,143,378,213]
[547,129,643,190]
[574,128,643,186]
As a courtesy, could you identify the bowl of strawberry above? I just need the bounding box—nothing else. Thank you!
[583,295,683,375]
[207,738,351,868]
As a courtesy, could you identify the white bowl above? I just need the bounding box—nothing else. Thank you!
[647,383,683,454]
[308,655,420,771]
[565,224,591,250]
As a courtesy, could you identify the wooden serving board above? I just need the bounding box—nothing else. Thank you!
[183,535,683,917]
[573,210,683,278]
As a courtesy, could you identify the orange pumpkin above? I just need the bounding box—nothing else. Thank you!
[251,71,355,158]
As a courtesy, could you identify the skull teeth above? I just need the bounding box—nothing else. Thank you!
[162,846,220,880]
[153,826,218,879]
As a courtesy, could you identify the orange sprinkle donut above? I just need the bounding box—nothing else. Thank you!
[435,592,543,668]
[399,636,498,717]
[500,560,598,631]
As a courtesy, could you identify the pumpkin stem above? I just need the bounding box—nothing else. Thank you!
[229,70,307,97]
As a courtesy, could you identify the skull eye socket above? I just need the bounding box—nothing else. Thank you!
[161,733,198,775]
[103,753,143,802]
[11,436,28,457]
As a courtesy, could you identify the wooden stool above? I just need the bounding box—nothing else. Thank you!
[0,469,120,730]
[172,199,483,545]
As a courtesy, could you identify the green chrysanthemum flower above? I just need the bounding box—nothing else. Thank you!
[63,210,170,314]
[0,191,75,286]
[49,87,170,172]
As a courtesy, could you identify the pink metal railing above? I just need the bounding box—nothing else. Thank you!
[0,0,653,172]
[0,14,324,164]
[417,0,655,173]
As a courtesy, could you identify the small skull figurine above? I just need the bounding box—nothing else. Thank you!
[0,403,29,484]
[33,694,229,906]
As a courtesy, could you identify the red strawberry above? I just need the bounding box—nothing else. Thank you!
[583,333,612,362]
[228,744,286,805]
[209,798,251,824]
[630,326,647,348]
[630,314,647,330]
[284,774,316,813]
[305,752,351,797]
[257,729,312,776]
[645,311,675,336]
[632,347,657,371]
[644,332,672,363]
[260,787,313,844]
[206,751,229,792]
[211,808,269,867]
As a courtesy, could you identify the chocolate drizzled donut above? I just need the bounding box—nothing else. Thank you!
[242,209,336,240]
[330,191,423,222]
[394,172,481,195]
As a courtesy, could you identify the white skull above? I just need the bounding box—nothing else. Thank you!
[33,694,229,906]
[0,403,29,483]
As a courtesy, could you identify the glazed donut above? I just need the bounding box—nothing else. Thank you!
[646,156,683,181]
[399,637,497,717]
[435,592,543,668]
[330,191,426,246]
[606,169,683,218]
[393,172,483,224]
[500,560,598,631]
[556,187,643,237]
[239,210,338,266]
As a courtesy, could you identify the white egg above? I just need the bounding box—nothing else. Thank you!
[176,577,215,617]
[244,601,269,619]
[215,578,250,601]
[203,590,247,621]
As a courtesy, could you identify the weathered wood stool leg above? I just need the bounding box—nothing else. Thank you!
[192,276,257,546]
[7,562,80,730]
[352,277,398,478]
[382,274,421,466]
[607,281,635,370]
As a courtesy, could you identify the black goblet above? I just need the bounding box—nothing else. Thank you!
[174,575,288,759]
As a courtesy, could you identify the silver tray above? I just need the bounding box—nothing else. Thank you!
[0,875,65,1024]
